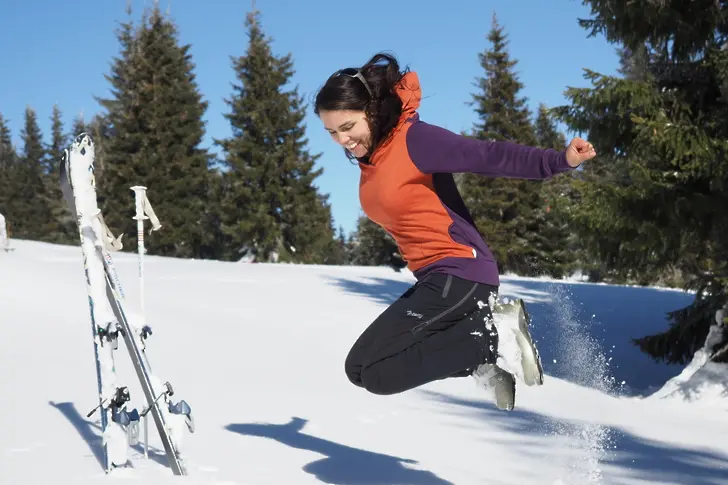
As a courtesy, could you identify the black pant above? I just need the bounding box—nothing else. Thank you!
[344,273,499,395]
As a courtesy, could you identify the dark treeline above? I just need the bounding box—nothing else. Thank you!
[0,2,725,365]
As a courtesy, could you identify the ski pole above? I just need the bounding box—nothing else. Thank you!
[130,184,161,460]
[140,381,174,418]
[86,387,130,418]
[130,186,148,325]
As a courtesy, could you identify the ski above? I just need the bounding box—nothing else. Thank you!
[60,133,191,475]
[59,146,129,472]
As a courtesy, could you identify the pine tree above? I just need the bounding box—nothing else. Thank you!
[0,114,18,225]
[535,105,566,151]
[47,105,66,174]
[46,105,76,244]
[214,8,335,263]
[13,107,52,240]
[333,226,351,265]
[617,44,651,82]
[87,114,112,195]
[318,221,350,265]
[70,115,86,138]
[574,45,655,283]
[349,215,406,271]
[460,14,549,276]
[97,5,213,259]
[554,0,728,363]
[534,104,579,278]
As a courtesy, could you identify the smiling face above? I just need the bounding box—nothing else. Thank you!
[318,109,371,159]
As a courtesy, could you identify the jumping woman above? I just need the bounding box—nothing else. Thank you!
[314,53,596,410]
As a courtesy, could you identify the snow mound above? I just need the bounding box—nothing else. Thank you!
[649,323,728,408]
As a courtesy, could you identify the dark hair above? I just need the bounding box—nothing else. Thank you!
[314,52,408,161]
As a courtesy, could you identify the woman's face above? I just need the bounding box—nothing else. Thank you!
[319,109,371,159]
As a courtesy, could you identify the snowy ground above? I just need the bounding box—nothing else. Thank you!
[1,239,726,484]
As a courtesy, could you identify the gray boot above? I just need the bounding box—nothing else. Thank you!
[491,298,545,387]
[472,363,515,411]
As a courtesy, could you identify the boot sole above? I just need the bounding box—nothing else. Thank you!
[515,299,544,386]
[493,298,544,386]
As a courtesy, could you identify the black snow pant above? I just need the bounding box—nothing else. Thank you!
[344,273,499,395]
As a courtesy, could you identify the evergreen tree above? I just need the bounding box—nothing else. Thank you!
[553,0,728,363]
[318,220,350,265]
[333,225,351,265]
[534,104,579,278]
[349,215,406,271]
[69,113,87,140]
[201,168,226,260]
[617,44,651,82]
[86,114,112,194]
[535,104,566,151]
[460,14,551,276]
[214,8,335,263]
[97,6,213,259]
[13,107,52,240]
[0,114,18,226]
[47,105,67,174]
[46,105,76,244]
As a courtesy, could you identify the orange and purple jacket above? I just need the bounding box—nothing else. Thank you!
[359,71,575,287]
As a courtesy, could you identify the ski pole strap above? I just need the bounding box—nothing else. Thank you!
[141,192,162,234]
[98,213,124,252]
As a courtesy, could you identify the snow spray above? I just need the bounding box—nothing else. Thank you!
[545,283,617,484]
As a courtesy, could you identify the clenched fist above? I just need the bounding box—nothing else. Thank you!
[565,137,596,167]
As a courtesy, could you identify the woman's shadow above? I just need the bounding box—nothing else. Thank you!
[226,417,453,485]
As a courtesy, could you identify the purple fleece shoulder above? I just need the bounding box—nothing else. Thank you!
[406,120,575,179]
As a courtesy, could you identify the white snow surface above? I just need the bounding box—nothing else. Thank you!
[1,239,727,484]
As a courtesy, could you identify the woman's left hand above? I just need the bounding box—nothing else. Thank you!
[565,137,596,167]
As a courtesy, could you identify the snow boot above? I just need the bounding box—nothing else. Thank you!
[472,363,515,411]
[491,298,544,387]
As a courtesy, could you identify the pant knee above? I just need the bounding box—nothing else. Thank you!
[345,355,401,395]
[359,364,405,396]
[345,366,362,388]
[344,351,364,387]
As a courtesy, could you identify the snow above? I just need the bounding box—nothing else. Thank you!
[1,239,727,484]
[648,323,728,406]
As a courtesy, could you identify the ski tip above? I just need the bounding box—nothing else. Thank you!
[69,133,96,168]
[72,132,94,152]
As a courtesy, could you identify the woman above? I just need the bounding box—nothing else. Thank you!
[314,53,596,410]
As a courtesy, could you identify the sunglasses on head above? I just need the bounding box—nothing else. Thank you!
[331,68,373,98]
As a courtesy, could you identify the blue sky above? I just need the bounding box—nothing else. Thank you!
[0,0,620,236]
